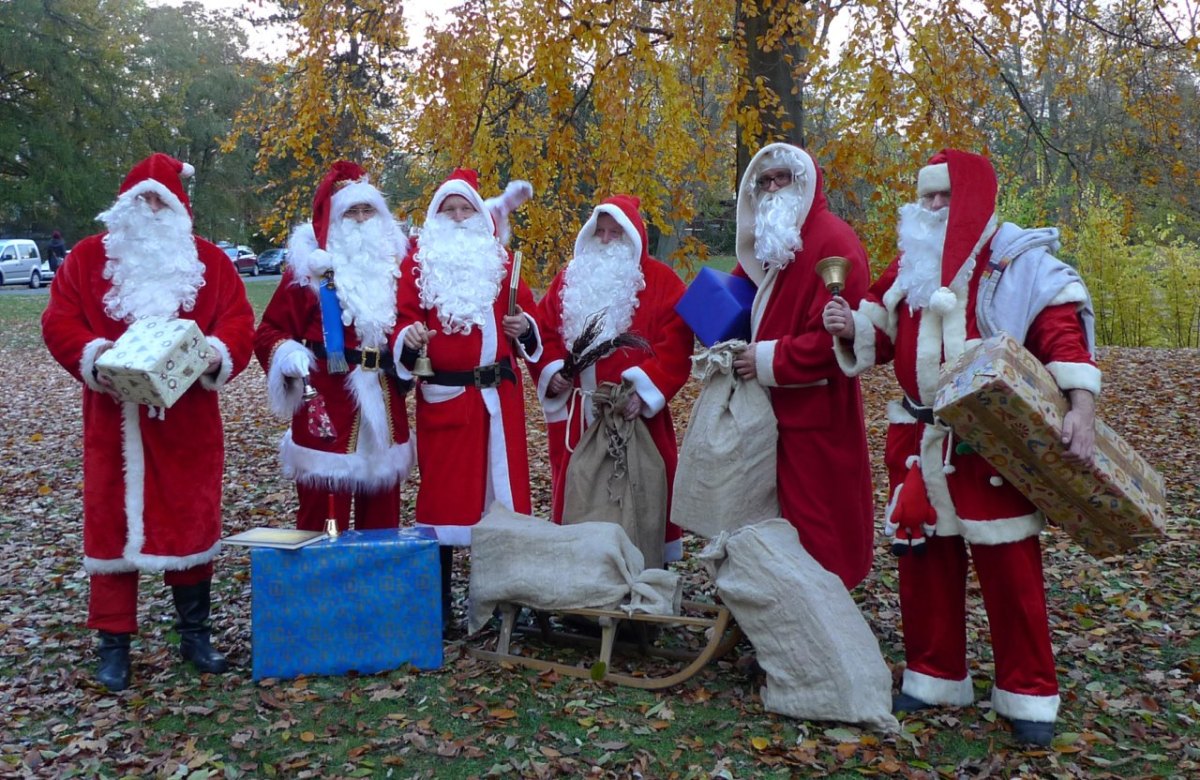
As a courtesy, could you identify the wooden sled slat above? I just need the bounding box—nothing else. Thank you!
[467,600,740,690]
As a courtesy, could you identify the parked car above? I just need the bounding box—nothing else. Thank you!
[0,238,46,288]
[221,244,259,276]
[257,247,288,274]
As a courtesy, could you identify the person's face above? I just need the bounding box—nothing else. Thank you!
[137,191,169,213]
[755,167,794,193]
[438,194,478,223]
[594,213,625,245]
[344,203,378,223]
[920,190,951,212]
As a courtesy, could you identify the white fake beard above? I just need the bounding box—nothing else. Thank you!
[98,195,204,323]
[895,203,950,310]
[415,212,507,335]
[753,186,804,269]
[560,234,645,349]
[326,216,402,349]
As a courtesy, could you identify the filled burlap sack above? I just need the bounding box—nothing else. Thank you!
[700,519,899,732]
[563,381,668,568]
[467,503,681,634]
[671,340,779,537]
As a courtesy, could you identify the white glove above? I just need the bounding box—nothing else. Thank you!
[279,348,311,379]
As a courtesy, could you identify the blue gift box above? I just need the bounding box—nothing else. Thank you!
[251,527,442,680]
[675,267,758,346]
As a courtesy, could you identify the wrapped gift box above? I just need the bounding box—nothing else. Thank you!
[934,334,1166,558]
[675,267,757,347]
[94,316,210,407]
[251,527,442,680]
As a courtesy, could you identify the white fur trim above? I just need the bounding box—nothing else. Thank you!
[427,179,492,234]
[905,455,921,469]
[832,310,876,377]
[749,266,778,338]
[887,399,918,425]
[959,512,1045,546]
[860,299,893,339]
[1049,281,1089,307]
[516,312,543,362]
[280,430,414,492]
[81,338,114,392]
[392,325,416,381]
[916,163,950,197]
[902,668,974,706]
[621,366,666,417]
[266,339,313,418]
[575,204,643,261]
[424,523,474,547]
[663,538,682,564]
[346,366,394,458]
[113,180,191,224]
[914,305,946,405]
[882,484,903,537]
[992,688,1060,722]
[919,424,961,535]
[754,339,778,387]
[330,180,390,224]
[940,288,969,366]
[1046,362,1102,396]
[198,336,233,391]
[537,359,569,422]
[476,312,515,513]
[735,143,817,285]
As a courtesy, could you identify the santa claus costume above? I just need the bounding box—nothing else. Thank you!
[832,149,1099,744]
[531,195,693,562]
[732,143,875,590]
[42,153,255,690]
[255,162,414,532]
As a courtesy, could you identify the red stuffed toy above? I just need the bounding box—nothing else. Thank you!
[885,456,937,556]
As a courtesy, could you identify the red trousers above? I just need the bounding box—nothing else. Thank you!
[88,563,213,633]
[898,534,1060,722]
[295,481,401,532]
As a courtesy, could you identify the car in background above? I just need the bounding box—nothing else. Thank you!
[257,247,288,274]
[220,243,260,276]
[0,238,46,288]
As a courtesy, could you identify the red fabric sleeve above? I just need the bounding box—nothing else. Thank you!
[1023,303,1094,367]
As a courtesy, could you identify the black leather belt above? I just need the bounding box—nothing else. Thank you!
[902,396,938,425]
[425,357,516,389]
[304,340,398,377]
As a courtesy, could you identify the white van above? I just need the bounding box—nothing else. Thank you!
[0,239,46,288]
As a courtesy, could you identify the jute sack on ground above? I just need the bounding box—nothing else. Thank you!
[700,519,899,732]
[563,381,667,569]
[671,340,779,537]
[467,503,681,634]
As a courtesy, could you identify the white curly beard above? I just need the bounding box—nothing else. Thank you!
[753,186,804,269]
[326,216,402,349]
[895,203,951,311]
[98,195,204,323]
[415,212,507,335]
[560,234,644,350]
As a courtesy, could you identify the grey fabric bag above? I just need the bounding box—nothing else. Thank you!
[700,519,899,732]
[563,381,668,569]
[671,340,779,537]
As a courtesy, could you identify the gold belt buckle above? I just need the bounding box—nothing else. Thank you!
[360,347,380,371]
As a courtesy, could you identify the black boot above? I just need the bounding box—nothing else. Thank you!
[171,582,230,674]
[440,546,454,634]
[96,631,132,692]
[1009,718,1055,747]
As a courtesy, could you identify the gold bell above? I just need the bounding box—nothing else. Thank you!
[815,256,850,296]
[302,380,317,401]
[412,346,434,378]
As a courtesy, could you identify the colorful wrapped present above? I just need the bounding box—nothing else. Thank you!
[933,334,1166,558]
[251,527,442,680]
[94,316,209,407]
[675,267,757,347]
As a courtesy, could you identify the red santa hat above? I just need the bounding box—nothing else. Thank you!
[426,168,493,233]
[116,153,195,216]
[310,160,393,249]
[919,149,999,293]
[574,194,649,263]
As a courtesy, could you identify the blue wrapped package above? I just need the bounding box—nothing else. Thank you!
[251,527,442,680]
[675,267,758,346]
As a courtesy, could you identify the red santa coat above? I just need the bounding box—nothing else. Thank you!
[42,234,254,574]
[734,144,875,590]
[394,242,541,543]
[254,242,413,494]
[531,197,694,562]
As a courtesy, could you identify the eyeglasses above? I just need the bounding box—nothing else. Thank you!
[755,170,794,191]
[344,205,377,218]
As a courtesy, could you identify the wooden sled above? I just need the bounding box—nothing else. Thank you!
[467,600,741,690]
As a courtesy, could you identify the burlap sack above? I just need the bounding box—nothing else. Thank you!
[700,519,899,732]
[671,340,779,537]
[563,381,667,568]
[467,503,681,634]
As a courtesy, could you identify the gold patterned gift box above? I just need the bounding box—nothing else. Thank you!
[934,334,1166,558]
[95,316,210,408]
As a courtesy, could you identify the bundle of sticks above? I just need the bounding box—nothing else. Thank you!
[560,310,650,380]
